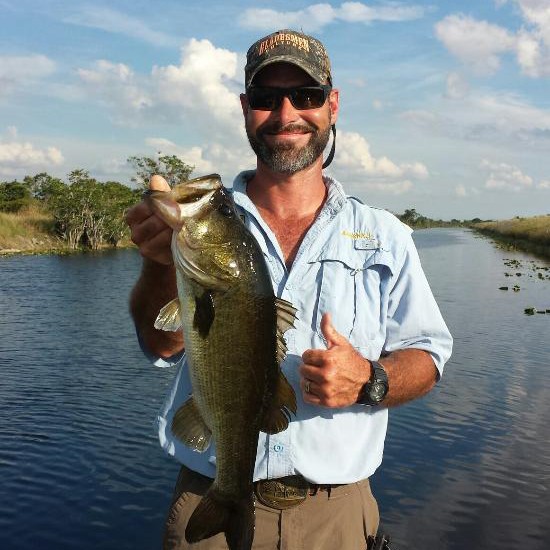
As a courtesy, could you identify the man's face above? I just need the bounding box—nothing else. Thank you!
[241,63,339,175]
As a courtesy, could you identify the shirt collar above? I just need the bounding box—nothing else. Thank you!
[231,170,347,215]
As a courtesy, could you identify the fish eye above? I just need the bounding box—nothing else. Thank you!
[218,203,233,217]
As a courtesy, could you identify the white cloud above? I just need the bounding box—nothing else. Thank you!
[455,184,481,198]
[240,2,426,32]
[63,6,177,47]
[435,4,550,77]
[481,159,533,191]
[0,54,56,96]
[538,179,550,189]
[401,91,550,147]
[152,38,242,130]
[77,60,152,118]
[435,14,516,75]
[364,180,413,194]
[144,137,254,182]
[445,72,469,99]
[0,132,64,177]
[76,39,243,136]
[331,131,428,194]
[338,1,426,23]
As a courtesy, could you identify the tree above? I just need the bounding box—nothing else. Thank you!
[400,208,420,226]
[46,170,140,249]
[127,153,194,189]
[0,180,31,212]
[101,181,139,246]
[22,172,64,202]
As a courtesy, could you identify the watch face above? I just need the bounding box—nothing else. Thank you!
[370,382,387,401]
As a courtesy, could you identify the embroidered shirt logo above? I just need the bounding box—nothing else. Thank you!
[341,230,375,240]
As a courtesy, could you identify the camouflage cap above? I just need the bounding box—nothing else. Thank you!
[245,29,332,88]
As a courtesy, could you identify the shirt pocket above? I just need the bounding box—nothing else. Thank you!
[309,240,394,350]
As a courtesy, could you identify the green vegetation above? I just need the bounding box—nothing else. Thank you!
[1,163,548,260]
[0,155,194,255]
[128,154,194,189]
[396,208,471,228]
[471,215,550,259]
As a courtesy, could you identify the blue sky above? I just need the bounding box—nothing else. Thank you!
[1,0,549,219]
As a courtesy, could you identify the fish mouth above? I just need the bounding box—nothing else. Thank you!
[145,174,222,229]
[172,175,222,204]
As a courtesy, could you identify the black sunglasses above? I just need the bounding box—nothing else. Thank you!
[246,85,332,111]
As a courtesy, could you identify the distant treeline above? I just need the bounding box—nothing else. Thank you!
[395,208,484,228]
[1,156,488,250]
[0,155,193,250]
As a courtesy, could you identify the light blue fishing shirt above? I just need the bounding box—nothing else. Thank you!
[150,171,453,484]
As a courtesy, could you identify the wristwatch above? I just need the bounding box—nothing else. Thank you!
[357,361,389,405]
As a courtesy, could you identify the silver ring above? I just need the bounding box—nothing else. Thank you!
[304,380,311,394]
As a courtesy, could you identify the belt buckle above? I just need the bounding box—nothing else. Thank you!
[255,475,309,510]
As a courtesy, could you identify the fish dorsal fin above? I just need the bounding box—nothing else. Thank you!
[260,298,298,435]
[171,396,212,452]
[154,298,182,332]
[275,297,297,365]
[276,297,297,335]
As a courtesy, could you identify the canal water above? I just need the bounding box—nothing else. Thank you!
[1,228,549,549]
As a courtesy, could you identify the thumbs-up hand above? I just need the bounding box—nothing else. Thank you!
[300,312,373,407]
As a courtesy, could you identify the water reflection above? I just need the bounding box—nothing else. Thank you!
[1,231,549,549]
[371,228,550,549]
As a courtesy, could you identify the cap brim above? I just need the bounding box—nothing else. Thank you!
[246,55,325,88]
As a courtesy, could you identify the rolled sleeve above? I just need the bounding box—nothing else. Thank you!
[136,330,185,368]
[383,234,453,376]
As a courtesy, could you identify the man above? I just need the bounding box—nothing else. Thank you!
[126,29,452,550]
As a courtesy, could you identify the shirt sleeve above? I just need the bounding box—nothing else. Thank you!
[136,330,185,368]
[383,233,453,377]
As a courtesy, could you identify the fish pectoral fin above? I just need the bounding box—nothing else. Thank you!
[186,488,254,549]
[171,397,212,452]
[154,298,182,332]
[260,370,297,435]
[193,290,215,338]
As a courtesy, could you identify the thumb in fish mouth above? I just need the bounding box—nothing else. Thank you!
[149,174,171,192]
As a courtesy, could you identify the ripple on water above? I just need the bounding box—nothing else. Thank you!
[2,237,550,549]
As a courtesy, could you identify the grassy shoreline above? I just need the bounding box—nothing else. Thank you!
[0,206,133,257]
[2,207,549,259]
[472,215,550,260]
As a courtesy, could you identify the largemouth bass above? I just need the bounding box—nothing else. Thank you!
[146,174,297,550]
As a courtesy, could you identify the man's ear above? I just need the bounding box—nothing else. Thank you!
[240,93,249,118]
[328,88,339,124]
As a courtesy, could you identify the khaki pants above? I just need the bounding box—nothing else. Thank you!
[163,465,379,550]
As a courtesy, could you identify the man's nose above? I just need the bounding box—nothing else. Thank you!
[274,95,298,124]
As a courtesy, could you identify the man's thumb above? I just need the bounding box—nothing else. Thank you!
[321,312,346,349]
[149,174,171,192]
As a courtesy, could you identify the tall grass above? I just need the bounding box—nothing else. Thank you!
[473,215,550,259]
[0,204,59,251]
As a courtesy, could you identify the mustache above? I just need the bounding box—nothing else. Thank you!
[258,121,318,136]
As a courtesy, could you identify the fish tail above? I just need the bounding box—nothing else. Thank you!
[185,487,255,550]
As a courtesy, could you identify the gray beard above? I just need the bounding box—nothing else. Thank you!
[247,123,331,175]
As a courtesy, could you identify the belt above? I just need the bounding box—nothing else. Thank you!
[254,475,345,510]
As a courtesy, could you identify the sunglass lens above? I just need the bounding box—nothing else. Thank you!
[248,88,280,110]
[291,87,326,109]
[247,86,329,111]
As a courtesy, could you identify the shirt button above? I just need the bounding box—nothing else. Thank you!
[273,444,283,452]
